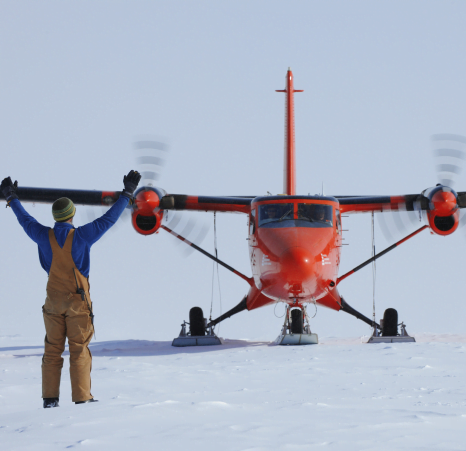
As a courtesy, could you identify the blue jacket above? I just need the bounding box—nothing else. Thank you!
[9,197,129,277]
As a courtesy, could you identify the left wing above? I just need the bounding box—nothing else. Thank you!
[336,191,466,214]
[161,194,252,214]
[0,187,255,214]
[1,187,121,206]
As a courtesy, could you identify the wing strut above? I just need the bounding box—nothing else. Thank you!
[206,295,248,328]
[337,225,428,285]
[161,225,253,286]
[340,297,381,329]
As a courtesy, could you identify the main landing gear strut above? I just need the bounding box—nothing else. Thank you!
[340,297,415,343]
[172,297,248,347]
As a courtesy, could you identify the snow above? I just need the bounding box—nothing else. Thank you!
[1,334,466,450]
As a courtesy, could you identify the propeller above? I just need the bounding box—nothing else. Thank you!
[133,136,210,253]
[133,137,169,187]
[377,134,466,243]
[432,134,466,189]
[81,203,131,241]
[163,211,209,257]
[75,137,169,237]
[377,207,420,243]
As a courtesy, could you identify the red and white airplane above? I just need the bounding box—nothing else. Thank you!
[4,69,465,341]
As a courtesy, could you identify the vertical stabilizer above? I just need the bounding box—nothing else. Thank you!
[276,68,303,195]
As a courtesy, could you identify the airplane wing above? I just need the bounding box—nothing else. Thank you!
[0,187,121,206]
[0,187,253,214]
[336,192,466,214]
[161,194,252,214]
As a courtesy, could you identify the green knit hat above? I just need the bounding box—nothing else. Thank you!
[52,197,76,222]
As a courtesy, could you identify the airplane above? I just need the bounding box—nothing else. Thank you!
[2,69,465,344]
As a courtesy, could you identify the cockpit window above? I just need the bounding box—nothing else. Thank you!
[257,202,334,228]
[258,203,293,227]
[297,204,333,227]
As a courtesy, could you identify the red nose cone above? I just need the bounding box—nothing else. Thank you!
[432,191,457,216]
[280,247,315,282]
[135,190,160,213]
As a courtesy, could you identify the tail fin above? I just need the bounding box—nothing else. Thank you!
[276,68,303,195]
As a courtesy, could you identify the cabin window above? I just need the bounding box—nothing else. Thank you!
[249,209,256,235]
[336,209,341,234]
[258,203,293,227]
[296,204,333,228]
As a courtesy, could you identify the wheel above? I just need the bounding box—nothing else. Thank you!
[290,309,304,334]
[382,308,398,336]
[189,307,205,336]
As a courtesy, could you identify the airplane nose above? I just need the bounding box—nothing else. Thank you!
[280,247,315,281]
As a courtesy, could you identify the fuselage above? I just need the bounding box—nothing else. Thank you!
[248,195,342,310]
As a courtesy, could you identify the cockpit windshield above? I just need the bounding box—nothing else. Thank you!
[258,203,293,227]
[258,203,333,228]
[297,204,333,227]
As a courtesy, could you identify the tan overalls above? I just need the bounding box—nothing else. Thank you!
[42,229,94,402]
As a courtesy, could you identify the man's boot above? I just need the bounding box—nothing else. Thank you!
[75,398,98,405]
[43,397,59,408]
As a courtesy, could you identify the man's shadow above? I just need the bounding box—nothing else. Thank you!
[1,339,273,358]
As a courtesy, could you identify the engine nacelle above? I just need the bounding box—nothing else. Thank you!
[426,210,459,236]
[422,185,459,236]
[131,187,165,236]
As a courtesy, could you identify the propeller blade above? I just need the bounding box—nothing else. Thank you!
[133,138,169,186]
[377,206,420,244]
[83,205,131,240]
[432,134,466,188]
[459,209,466,237]
[164,211,210,257]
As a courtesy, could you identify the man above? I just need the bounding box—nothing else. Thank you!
[0,170,141,408]
[267,205,279,220]
[312,205,331,225]
[314,205,326,222]
[259,205,279,225]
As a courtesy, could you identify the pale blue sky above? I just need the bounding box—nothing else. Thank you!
[1,1,465,340]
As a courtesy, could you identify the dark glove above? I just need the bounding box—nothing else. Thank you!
[121,170,141,199]
[1,177,18,204]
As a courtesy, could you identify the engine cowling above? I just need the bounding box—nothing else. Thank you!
[426,210,459,235]
[131,187,165,236]
[423,185,460,236]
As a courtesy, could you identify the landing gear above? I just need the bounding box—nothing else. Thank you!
[381,308,398,337]
[172,296,248,347]
[290,309,304,334]
[275,305,318,345]
[189,307,205,337]
[172,307,222,347]
[367,308,415,343]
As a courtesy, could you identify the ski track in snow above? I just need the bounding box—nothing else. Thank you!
[1,334,466,450]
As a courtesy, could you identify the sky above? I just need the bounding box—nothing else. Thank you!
[1,0,466,342]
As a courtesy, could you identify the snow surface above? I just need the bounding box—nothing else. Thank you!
[1,334,466,450]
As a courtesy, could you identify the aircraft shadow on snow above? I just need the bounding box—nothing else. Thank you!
[1,339,273,358]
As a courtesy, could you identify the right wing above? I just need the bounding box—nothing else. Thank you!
[335,192,466,214]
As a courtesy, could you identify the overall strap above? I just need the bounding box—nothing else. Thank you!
[47,228,84,295]
[63,229,75,252]
[48,229,60,252]
[48,228,75,253]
